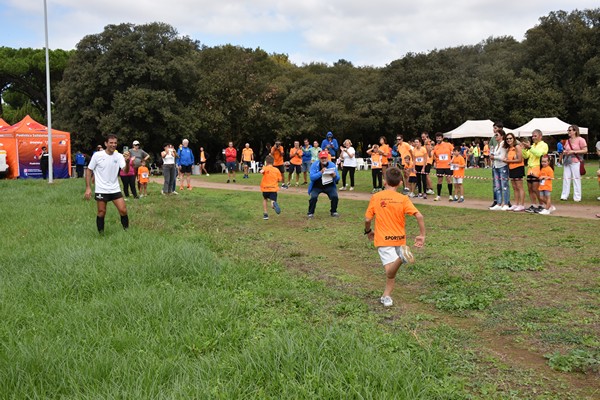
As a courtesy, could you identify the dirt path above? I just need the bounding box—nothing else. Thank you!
[154,177,600,220]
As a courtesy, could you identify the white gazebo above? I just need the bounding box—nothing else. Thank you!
[514,117,588,137]
[443,119,514,139]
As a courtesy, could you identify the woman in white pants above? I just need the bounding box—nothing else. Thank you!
[561,125,587,202]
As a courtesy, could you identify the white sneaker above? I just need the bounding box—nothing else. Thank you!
[434,196,440,201]
[206,173,210,176]
[340,186,346,191]
[539,209,551,215]
[172,191,179,195]
[500,205,510,211]
[449,195,454,202]
[489,204,503,210]
[507,205,516,211]
[426,189,434,195]
[349,187,354,191]
[408,192,415,198]
[549,206,556,212]
[380,296,393,307]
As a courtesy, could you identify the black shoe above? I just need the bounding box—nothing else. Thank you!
[525,205,536,213]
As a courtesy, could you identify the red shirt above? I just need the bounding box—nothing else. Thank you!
[225,147,237,163]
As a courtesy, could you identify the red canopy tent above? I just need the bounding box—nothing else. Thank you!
[0,115,71,179]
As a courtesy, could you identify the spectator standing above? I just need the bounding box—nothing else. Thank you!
[177,139,195,190]
[241,143,254,179]
[321,131,339,162]
[300,139,312,185]
[556,140,564,166]
[403,155,417,197]
[161,143,178,195]
[560,125,587,202]
[75,151,86,178]
[129,140,150,190]
[489,130,510,210]
[538,154,556,215]
[119,151,138,200]
[138,159,150,197]
[503,133,526,211]
[395,135,414,193]
[522,129,549,213]
[421,132,434,195]
[199,146,210,176]
[413,138,428,199]
[367,144,383,193]
[339,139,357,191]
[378,136,392,177]
[432,132,454,201]
[310,141,322,163]
[450,147,466,202]
[270,141,285,186]
[286,140,303,187]
[224,141,237,183]
[40,146,49,179]
[307,150,340,218]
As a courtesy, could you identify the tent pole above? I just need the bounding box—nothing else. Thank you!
[44,0,53,183]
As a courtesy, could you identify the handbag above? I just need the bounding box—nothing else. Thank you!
[579,158,586,175]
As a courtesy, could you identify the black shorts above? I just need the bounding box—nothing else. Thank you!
[509,166,525,179]
[180,165,192,173]
[527,174,540,183]
[408,176,417,183]
[95,192,123,202]
[435,168,452,177]
[243,161,252,167]
[424,164,432,173]
[274,165,285,174]
[262,192,278,201]
[287,164,301,174]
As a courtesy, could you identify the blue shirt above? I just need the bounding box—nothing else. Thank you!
[321,138,339,158]
[177,147,195,166]
[301,145,312,162]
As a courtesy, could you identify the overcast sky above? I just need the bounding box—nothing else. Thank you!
[1,1,597,67]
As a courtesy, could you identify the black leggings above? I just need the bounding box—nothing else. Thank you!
[342,166,355,187]
[121,175,138,198]
[372,169,382,189]
[417,166,428,194]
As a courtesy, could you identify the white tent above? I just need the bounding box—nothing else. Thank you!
[513,117,588,137]
[443,119,513,139]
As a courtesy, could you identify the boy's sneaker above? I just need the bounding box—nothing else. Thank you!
[539,209,551,215]
[457,197,464,203]
[434,196,440,201]
[489,204,502,210]
[380,296,393,307]
[331,212,340,217]
[263,213,269,220]
[399,245,415,264]
[426,189,434,195]
[272,201,281,214]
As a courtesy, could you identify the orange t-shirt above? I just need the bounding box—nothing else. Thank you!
[433,142,454,169]
[397,142,412,162]
[507,147,524,169]
[289,147,303,165]
[137,166,150,184]
[413,147,427,167]
[200,150,206,162]
[365,190,420,247]
[404,160,416,177]
[379,144,391,165]
[424,140,434,164]
[370,152,383,169]
[242,148,254,162]
[451,155,466,178]
[270,145,285,167]
[260,165,282,192]
[538,166,554,191]
[483,144,490,156]
[527,165,540,178]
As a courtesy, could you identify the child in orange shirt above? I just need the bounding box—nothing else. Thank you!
[260,155,283,220]
[538,154,555,215]
[450,148,466,202]
[367,144,383,193]
[403,155,417,198]
[364,167,426,307]
[137,159,150,197]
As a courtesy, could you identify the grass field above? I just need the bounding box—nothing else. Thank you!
[0,178,598,399]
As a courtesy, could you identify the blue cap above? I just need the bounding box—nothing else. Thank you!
[327,131,333,137]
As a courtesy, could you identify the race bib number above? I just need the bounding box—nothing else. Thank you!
[141,172,149,178]
[439,154,449,161]
[450,164,457,171]
[372,161,380,167]
[415,157,424,163]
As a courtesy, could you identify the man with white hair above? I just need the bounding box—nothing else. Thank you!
[177,139,195,190]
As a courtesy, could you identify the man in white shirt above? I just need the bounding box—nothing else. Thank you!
[85,134,130,233]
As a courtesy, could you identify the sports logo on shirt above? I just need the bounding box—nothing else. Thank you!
[380,200,388,208]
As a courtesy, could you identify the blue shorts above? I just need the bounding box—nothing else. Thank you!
[301,161,311,173]
[226,161,236,171]
[262,192,277,201]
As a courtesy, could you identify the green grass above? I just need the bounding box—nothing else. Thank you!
[1,178,598,399]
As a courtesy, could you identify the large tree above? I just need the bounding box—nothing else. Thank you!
[55,23,202,153]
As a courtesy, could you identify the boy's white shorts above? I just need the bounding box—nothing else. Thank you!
[378,246,410,266]
[452,177,463,184]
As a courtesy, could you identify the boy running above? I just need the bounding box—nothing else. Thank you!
[364,167,426,307]
[260,155,283,220]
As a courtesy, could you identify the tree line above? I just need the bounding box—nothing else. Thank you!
[0,9,598,158]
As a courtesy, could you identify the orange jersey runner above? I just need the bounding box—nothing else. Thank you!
[365,190,420,247]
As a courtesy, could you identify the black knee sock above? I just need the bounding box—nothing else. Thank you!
[121,215,129,229]
[437,183,442,196]
[96,216,105,233]
[448,184,453,196]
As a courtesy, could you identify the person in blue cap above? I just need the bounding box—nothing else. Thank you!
[321,131,339,162]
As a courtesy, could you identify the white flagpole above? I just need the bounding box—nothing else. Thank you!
[44,0,53,183]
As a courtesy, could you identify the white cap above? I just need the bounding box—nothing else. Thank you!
[133,140,140,145]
